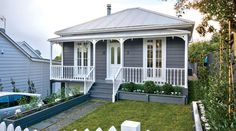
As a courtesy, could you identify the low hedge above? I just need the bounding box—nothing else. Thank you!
[120,81,183,96]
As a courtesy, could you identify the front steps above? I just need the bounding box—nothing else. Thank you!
[89,82,113,101]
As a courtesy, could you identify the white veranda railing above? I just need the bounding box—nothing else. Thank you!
[84,67,95,94]
[50,65,93,81]
[112,67,185,102]
[112,67,123,103]
[123,67,185,86]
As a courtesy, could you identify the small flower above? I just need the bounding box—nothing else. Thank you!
[55,98,61,102]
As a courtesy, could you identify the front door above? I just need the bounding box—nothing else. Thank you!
[107,41,121,79]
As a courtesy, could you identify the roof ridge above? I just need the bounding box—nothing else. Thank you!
[136,7,195,24]
[55,8,133,35]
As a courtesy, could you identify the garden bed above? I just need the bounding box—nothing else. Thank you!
[3,94,90,129]
[118,81,187,104]
[118,91,186,104]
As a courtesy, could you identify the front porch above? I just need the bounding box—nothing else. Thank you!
[50,65,185,87]
[49,30,189,102]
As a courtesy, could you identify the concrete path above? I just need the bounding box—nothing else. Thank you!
[29,99,106,131]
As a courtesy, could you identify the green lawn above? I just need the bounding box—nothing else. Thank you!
[62,100,193,131]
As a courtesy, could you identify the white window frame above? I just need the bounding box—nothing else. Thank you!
[74,42,91,67]
[143,38,166,81]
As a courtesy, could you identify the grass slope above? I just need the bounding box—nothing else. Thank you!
[62,100,193,131]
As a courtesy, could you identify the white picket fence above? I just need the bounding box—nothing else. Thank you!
[1,120,141,131]
[0,122,30,131]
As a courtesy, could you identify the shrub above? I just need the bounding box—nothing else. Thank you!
[143,81,156,93]
[28,79,36,93]
[173,86,182,95]
[162,83,174,95]
[122,82,136,92]
[43,93,60,104]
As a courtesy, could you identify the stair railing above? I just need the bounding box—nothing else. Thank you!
[112,67,123,103]
[84,66,95,94]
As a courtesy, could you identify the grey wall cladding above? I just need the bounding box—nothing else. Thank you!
[124,38,143,67]
[63,42,74,66]
[0,33,50,97]
[166,37,185,68]
[95,40,107,80]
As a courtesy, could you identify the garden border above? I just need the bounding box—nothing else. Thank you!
[3,94,90,129]
[118,91,186,104]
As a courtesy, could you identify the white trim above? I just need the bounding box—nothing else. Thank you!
[61,43,63,66]
[106,40,121,80]
[49,29,190,43]
[184,35,188,88]
[74,42,91,67]
[143,37,166,81]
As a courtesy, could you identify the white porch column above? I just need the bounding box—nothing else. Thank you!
[184,35,188,88]
[60,43,63,66]
[119,38,125,67]
[50,42,53,80]
[92,40,97,81]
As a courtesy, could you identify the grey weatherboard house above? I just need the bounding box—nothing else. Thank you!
[0,29,52,97]
[49,6,194,102]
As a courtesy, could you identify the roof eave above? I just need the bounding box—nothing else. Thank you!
[55,23,194,36]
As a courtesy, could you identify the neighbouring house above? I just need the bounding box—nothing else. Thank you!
[49,5,194,102]
[0,29,56,97]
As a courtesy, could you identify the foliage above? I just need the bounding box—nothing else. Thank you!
[188,41,218,64]
[10,78,20,92]
[43,93,61,104]
[121,82,183,95]
[175,0,236,36]
[54,55,61,61]
[121,82,137,92]
[27,79,36,93]
[188,80,204,103]
[62,100,193,131]
[143,81,156,93]
[162,83,174,95]
[65,86,81,97]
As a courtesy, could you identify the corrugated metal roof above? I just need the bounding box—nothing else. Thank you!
[56,8,194,36]
[49,29,190,42]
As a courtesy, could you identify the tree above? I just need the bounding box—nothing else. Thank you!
[175,0,236,36]
[172,0,236,129]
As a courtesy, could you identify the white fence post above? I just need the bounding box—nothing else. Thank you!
[108,126,117,131]
[15,126,22,131]
[0,122,6,131]
[96,127,103,131]
[121,120,141,131]
[7,124,14,131]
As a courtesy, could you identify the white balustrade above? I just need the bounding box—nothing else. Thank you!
[84,67,95,94]
[123,67,185,87]
[113,67,123,102]
[50,65,94,81]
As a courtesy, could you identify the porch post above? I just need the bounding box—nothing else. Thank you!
[184,35,188,88]
[119,38,125,67]
[92,40,97,81]
[50,42,53,80]
[60,43,63,66]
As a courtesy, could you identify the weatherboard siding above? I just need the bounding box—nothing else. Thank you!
[63,42,74,66]
[124,38,143,67]
[95,41,107,80]
[166,37,185,68]
[0,33,50,97]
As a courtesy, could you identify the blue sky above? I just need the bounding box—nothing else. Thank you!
[0,0,207,58]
